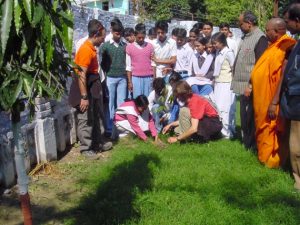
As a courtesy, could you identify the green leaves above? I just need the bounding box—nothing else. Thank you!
[0,66,22,110]
[1,0,13,55]
[14,0,21,33]
[22,0,32,22]
[143,0,190,20]
[204,0,273,28]
[32,3,44,27]
[0,0,73,112]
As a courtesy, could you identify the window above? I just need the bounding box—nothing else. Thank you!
[102,1,109,11]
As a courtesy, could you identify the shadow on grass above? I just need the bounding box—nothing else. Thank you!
[221,176,300,223]
[64,152,160,225]
[1,152,160,225]
[158,175,300,224]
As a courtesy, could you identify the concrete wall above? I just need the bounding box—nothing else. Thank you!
[0,95,77,188]
[72,4,155,47]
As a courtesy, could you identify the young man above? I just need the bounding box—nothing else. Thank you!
[104,17,122,42]
[162,81,222,143]
[280,3,300,190]
[126,23,155,98]
[152,21,177,79]
[219,22,239,57]
[69,19,112,159]
[124,27,135,44]
[100,22,127,136]
[193,22,204,34]
[202,22,213,39]
[148,27,157,41]
[174,28,194,79]
[148,77,173,132]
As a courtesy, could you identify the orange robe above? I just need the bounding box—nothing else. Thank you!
[251,34,296,168]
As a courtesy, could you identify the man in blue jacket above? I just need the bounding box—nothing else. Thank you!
[281,3,300,191]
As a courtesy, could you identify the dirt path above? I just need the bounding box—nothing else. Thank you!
[0,146,111,225]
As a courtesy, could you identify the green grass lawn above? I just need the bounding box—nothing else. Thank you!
[58,135,300,225]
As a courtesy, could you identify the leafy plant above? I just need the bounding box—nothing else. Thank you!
[0,0,73,113]
[142,0,191,21]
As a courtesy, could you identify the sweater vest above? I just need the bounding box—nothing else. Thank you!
[232,28,265,94]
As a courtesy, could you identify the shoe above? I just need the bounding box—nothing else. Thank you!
[81,150,99,160]
[119,133,128,138]
[99,142,113,152]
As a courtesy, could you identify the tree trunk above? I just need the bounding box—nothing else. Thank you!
[273,0,279,17]
[12,109,32,225]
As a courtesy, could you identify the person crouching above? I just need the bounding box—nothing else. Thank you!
[114,95,161,144]
[163,81,222,143]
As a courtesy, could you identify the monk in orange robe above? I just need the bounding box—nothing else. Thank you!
[251,18,296,168]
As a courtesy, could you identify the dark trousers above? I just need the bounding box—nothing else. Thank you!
[240,95,256,150]
[197,116,223,141]
[176,107,222,142]
[76,97,105,152]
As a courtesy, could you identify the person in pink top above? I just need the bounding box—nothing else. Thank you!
[114,95,161,142]
[126,23,156,98]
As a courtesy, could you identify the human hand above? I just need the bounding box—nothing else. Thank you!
[80,99,89,112]
[128,82,133,91]
[162,124,171,134]
[167,136,178,144]
[151,54,157,62]
[162,67,172,75]
[268,103,277,120]
[244,87,252,97]
[159,117,166,124]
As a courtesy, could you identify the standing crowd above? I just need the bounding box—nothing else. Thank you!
[69,3,300,191]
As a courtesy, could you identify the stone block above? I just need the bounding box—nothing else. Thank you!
[1,161,16,187]
[54,116,66,152]
[35,102,52,112]
[35,118,57,162]
[34,97,48,105]
[69,109,77,145]
[35,109,52,119]
[0,135,16,187]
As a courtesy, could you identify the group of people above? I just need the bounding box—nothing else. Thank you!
[69,3,300,191]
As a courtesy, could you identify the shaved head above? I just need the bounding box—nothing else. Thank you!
[265,18,287,42]
[267,18,286,34]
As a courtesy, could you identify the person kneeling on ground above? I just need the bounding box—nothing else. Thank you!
[114,95,162,143]
[163,81,222,143]
[148,77,173,132]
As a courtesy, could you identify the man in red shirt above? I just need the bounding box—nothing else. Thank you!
[69,19,112,158]
[163,81,222,143]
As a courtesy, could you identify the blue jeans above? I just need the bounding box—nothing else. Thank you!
[191,84,213,96]
[151,104,165,132]
[106,76,127,132]
[132,75,153,98]
[169,100,180,124]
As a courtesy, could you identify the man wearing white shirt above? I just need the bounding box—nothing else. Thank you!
[152,21,177,79]
[174,28,194,79]
[219,23,239,58]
